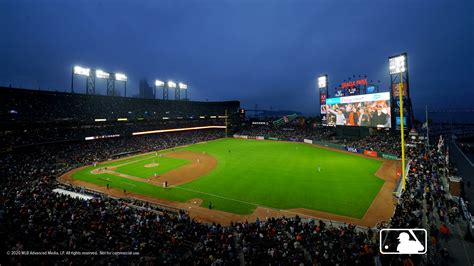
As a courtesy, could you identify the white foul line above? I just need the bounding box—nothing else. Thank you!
[173,186,259,206]
[172,186,363,227]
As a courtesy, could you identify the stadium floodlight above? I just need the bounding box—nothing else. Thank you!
[74,66,90,76]
[155,80,165,87]
[318,75,327,88]
[115,73,127,81]
[114,73,127,97]
[95,69,110,79]
[178,82,188,89]
[167,81,177,88]
[389,55,406,74]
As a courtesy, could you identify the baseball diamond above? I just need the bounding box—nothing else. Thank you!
[61,138,399,226]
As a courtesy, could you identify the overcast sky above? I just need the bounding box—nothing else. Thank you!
[0,0,473,116]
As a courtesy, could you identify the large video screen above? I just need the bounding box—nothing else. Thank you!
[325,92,391,128]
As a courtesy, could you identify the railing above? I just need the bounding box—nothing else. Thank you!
[459,197,474,237]
[55,183,185,215]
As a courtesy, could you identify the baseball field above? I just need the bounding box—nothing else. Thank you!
[62,138,398,226]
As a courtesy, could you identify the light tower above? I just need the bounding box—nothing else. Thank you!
[96,69,113,96]
[71,66,91,94]
[389,53,409,191]
[115,73,127,97]
[167,81,176,100]
[72,65,127,96]
[179,82,188,100]
[154,80,165,99]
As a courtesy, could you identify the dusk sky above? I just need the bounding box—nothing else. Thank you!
[0,0,473,116]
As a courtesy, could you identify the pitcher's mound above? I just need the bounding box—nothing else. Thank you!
[144,163,159,168]
[187,198,203,205]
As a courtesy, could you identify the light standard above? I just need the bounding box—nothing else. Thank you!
[115,73,127,97]
[179,82,188,100]
[389,53,408,191]
[154,80,165,99]
[167,81,177,100]
[71,66,91,94]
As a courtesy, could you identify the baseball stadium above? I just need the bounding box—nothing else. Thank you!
[1,1,474,265]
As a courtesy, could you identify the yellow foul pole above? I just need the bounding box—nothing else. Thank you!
[399,73,406,191]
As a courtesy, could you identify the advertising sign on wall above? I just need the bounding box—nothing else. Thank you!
[364,150,378,157]
[345,146,360,153]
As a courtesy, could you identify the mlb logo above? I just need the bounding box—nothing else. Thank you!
[379,229,427,255]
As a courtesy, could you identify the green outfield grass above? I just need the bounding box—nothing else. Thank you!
[72,138,385,218]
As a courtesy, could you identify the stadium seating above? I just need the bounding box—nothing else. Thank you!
[0,87,239,122]
[0,87,240,149]
[0,89,463,264]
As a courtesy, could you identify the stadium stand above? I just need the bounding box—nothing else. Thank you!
[344,133,401,157]
[1,89,471,265]
[0,88,240,149]
[0,87,239,122]
[237,124,335,142]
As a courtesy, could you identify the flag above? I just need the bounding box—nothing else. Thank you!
[422,122,428,129]
[446,146,449,164]
[438,135,444,152]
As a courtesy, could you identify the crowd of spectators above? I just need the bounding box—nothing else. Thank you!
[235,216,377,265]
[383,143,462,265]
[237,124,335,142]
[1,87,241,150]
[0,87,239,123]
[344,132,401,157]
[0,122,464,264]
[0,120,226,149]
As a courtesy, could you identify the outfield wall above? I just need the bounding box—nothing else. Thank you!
[233,134,400,161]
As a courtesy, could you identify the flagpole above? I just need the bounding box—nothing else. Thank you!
[426,105,429,146]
